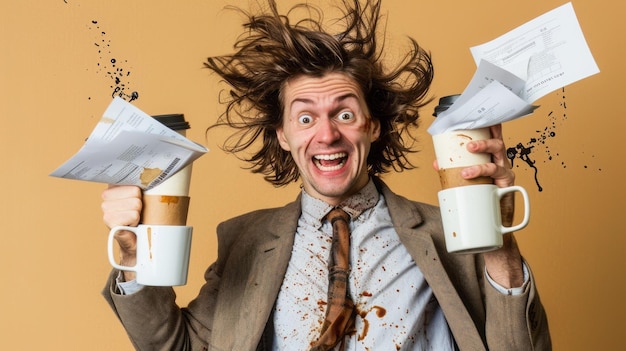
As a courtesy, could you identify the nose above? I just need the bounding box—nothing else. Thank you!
[315,116,341,144]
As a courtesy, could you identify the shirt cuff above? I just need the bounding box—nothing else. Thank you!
[485,262,530,296]
[115,271,144,295]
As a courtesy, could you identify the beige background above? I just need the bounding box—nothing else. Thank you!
[0,0,622,350]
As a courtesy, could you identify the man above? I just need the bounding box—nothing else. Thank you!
[101,0,550,350]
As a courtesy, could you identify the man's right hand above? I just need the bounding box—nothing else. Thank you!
[101,185,143,281]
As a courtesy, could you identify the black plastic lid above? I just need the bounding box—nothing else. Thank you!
[152,114,190,131]
[433,94,461,117]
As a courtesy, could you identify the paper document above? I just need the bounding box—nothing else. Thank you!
[428,2,599,135]
[50,97,208,189]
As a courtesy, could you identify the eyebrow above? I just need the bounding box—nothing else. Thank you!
[289,93,360,109]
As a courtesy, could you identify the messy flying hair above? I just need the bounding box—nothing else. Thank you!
[205,0,434,187]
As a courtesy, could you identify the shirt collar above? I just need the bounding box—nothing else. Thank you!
[300,178,379,224]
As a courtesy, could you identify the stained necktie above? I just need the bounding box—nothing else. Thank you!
[310,208,356,351]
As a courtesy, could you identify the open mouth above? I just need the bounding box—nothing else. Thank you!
[313,152,347,171]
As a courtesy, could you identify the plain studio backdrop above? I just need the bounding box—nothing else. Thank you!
[0,1,621,350]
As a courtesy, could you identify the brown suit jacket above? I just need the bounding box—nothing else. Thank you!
[103,178,551,350]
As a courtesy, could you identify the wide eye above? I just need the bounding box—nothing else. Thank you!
[298,114,313,125]
[338,111,354,121]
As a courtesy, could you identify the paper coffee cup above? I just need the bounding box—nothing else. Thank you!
[141,114,192,225]
[432,95,493,189]
[432,128,493,189]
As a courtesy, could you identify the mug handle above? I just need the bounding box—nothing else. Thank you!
[497,185,530,234]
[108,225,138,272]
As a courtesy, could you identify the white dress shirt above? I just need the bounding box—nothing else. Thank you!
[272,180,455,350]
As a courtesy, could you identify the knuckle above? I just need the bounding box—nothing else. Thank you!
[128,211,141,226]
[128,197,143,212]
[493,138,505,149]
[127,186,142,198]
[483,163,497,174]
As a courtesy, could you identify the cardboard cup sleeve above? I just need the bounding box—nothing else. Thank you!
[141,195,190,225]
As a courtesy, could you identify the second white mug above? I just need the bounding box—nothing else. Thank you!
[108,224,193,286]
[438,184,530,254]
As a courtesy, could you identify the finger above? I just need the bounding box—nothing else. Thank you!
[489,124,503,140]
[102,185,142,201]
[462,163,515,187]
[467,138,506,158]
[102,208,142,229]
[488,124,511,169]
[101,186,143,228]
[467,140,511,170]
[101,196,143,214]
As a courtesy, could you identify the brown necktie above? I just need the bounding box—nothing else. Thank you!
[310,208,356,351]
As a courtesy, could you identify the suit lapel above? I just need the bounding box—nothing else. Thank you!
[229,200,301,351]
[379,181,487,351]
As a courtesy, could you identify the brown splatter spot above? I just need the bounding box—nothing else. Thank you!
[358,317,369,341]
[140,167,162,186]
[158,196,180,204]
[373,306,386,318]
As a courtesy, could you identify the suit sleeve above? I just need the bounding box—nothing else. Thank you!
[482,261,552,351]
[101,207,286,351]
[101,263,223,351]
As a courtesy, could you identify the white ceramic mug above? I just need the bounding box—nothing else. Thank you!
[108,224,193,286]
[438,184,530,254]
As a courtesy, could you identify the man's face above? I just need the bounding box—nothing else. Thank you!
[276,72,380,205]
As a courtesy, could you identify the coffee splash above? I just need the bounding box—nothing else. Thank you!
[507,88,602,192]
[87,20,139,102]
[507,90,566,192]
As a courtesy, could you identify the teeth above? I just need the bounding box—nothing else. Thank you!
[313,153,347,171]
[314,152,347,160]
